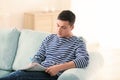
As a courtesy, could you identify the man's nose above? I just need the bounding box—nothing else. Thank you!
[58,27,62,32]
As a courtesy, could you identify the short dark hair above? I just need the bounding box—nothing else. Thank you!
[57,10,76,26]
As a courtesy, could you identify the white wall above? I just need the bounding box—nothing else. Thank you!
[96,0,120,49]
[71,0,97,43]
[0,0,70,29]
[71,0,120,49]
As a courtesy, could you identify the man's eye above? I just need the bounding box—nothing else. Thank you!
[62,27,67,29]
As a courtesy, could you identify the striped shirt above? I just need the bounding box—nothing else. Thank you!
[32,34,89,75]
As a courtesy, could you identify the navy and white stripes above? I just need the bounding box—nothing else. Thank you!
[32,34,89,69]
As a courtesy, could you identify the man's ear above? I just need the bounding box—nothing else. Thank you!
[71,25,74,30]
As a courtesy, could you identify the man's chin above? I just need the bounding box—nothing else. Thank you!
[57,34,63,37]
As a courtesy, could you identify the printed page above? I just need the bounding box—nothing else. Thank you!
[20,63,46,71]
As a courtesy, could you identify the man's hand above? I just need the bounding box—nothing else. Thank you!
[45,65,61,76]
[45,61,75,76]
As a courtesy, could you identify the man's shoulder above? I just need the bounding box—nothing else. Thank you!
[44,34,57,41]
[73,36,85,42]
[46,34,57,39]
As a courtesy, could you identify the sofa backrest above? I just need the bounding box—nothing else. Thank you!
[0,28,20,70]
[12,29,49,70]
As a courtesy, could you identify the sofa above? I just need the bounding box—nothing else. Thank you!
[0,28,104,80]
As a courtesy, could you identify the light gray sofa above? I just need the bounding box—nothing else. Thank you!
[0,28,104,80]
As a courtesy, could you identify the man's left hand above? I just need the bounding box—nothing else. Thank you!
[45,65,61,76]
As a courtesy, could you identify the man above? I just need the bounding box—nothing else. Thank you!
[0,10,89,80]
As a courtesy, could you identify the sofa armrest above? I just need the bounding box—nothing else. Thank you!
[58,51,104,80]
[58,68,88,80]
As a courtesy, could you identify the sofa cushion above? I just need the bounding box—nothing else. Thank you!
[12,29,49,70]
[0,70,11,78]
[0,28,20,70]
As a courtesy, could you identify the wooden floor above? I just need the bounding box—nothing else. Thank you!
[94,48,120,80]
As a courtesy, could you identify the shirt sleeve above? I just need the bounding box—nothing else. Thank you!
[31,41,46,64]
[31,35,52,64]
[73,38,89,68]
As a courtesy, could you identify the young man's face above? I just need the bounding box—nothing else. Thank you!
[56,20,74,38]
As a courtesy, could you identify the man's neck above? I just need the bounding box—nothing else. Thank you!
[65,33,74,38]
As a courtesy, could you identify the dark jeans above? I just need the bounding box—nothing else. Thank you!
[0,70,58,80]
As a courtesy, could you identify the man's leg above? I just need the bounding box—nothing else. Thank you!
[0,70,58,80]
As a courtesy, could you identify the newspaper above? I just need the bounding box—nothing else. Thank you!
[20,63,46,71]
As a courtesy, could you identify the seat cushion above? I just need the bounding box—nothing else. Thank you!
[0,28,20,70]
[12,29,49,70]
[0,70,12,78]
